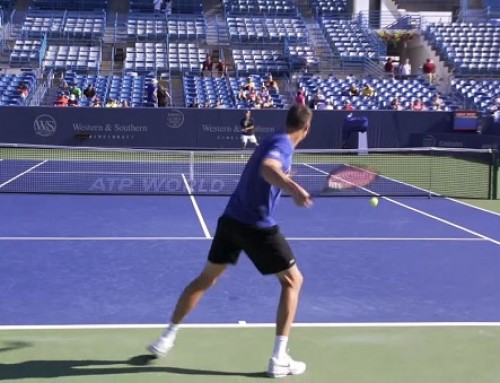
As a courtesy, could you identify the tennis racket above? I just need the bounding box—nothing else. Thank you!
[313,164,379,196]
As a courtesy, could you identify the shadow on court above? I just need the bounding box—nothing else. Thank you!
[0,354,269,380]
[0,341,32,354]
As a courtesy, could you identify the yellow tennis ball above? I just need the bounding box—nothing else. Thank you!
[370,197,379,207]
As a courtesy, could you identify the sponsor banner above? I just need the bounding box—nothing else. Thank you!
[409,133,500,150]
[0,106,479,149]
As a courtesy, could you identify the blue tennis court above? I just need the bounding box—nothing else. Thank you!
[0,148,499,382]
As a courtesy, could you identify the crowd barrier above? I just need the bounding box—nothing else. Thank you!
[0,106,499,150]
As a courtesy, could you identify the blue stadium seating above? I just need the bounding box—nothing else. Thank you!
[310,0,348,17]
[108,75,148,107]
[229,75,287,108]
[298,75,452,110]
[425,22,500,74]
[42,45,101,71]
[233,49,290,75]
[222,0,297,16]
[320,18,381,60]
[451,79,500,112]
[10,36,47,66]
[227,16,307,43]
[183,74,235,108]
[21,10,105,38]
[0,71,37,106]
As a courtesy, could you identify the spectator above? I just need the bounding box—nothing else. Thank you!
[68,94,79,107]
[384,58,394,77]
[54,92,69,107]
[488,98,500,123]
[347,84,359,96]
[324,99,334,110]
[265,74,279,92]
[201,55,212,77]
[157,82,171,107]
[391,97,403,111]
[411,98,425,111]
[310,89,325,109]
[70,84,82,100]
[342,100,354,111]
[216,60,226,77]
[400,58,412,80]
[153,0,162,12]
[18,82,29,104]
[422,58,437,84]
[243,76,255,91]
[146,78,158,107]
[164,0,172,15]
[431,95,444,111]
[361,84,375,97]
[295,90,305,105]
[83,84,96,100]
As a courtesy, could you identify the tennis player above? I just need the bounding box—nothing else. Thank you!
[240,110,259,149]
[148,104,313,378]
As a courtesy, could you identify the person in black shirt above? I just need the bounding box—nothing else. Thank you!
[240,110,258,149]
[157,83,171,107]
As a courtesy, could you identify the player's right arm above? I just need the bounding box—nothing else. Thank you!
[261,158,312,207]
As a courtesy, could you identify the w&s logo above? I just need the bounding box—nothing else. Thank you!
[34,114,57,137]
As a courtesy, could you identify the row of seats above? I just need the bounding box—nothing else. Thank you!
[425,22,500,74]
[183,74,286,108]
[21,10,106,38]
[59,73,155,107]
[451,79,500,112]
[310,0,348,16]
[0,72,37,106]
[124,43,207,72]
[184,75,235,108]
[227,16,307,43]
[320,18,381,60]
[127,14,206,41]
[42,45,101,71]
[222,0,297,16]
[233,49,289,74]
[298,75,453,110]
[10,38,46,64]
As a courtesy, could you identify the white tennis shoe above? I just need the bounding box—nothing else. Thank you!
[147,336,175,358]
[267,354,307,378]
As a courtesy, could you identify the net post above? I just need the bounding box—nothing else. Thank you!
[189,151,195,184]
[493,149,499,200]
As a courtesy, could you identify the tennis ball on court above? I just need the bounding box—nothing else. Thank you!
[370,197,379,207]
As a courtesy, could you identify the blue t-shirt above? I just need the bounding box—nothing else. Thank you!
[224,133,294,228]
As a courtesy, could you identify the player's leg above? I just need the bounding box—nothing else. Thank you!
[171,261,227,324]
[148,261,227,357]
[148,216,241,357]
[241,135,248,149]
[242,228,306,377]
[250,134,259,147]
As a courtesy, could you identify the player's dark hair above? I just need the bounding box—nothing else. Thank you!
[286,104,313,132]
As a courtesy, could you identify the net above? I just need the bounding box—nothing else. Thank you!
[0,143,497,199]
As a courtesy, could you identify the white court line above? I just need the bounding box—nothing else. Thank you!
[303,163,500,246]
[1,322,500,331]
[0,236,486,241]
[0,160,48,189]
[445,197,500,217]
[181,173,211,239]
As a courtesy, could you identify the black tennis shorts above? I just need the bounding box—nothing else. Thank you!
[208,215,296,275]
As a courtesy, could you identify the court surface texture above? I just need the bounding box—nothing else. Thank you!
[1,186,500,383]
